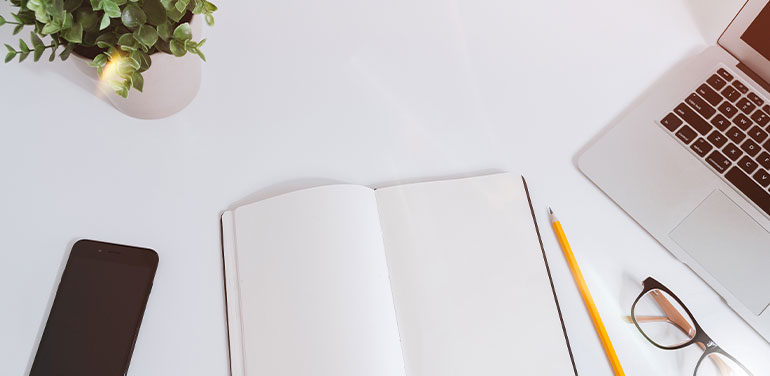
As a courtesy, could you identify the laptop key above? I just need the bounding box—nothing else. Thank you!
[733,113,753,130]
[758,151,770,169]
[707,131,728,148]
[696,84,722,107]
[738,156,759,174]
[660,113,682,132]
[733,80,749,94]
[687,93,717,119]
[737,98,757,114]
[722,86,741,102]
[706,151,731,174]
[718,102,739,118]
[676,125,698,144]
[711,114,731,131]
[751,109,770,127]
[741,138,761,157]
[748,92,764,107]
[691,138,713,157]
[707,75,727,90]
[675,103,712,135]
[754,168,770,188]
[726,126,747,144]
[717,68,734,81]
[726,167,770,216]
[748,125,769,143]
[724,142,744,161]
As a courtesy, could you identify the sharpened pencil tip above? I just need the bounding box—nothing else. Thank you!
[548,207,553,214]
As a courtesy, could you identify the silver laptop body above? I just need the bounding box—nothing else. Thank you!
[579,0,770,340]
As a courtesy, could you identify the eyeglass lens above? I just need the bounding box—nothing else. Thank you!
[633,288,696,348]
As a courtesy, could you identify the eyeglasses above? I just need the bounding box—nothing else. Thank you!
[630,277,753,376]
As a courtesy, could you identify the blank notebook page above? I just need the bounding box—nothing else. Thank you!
[230,185,405,376]
[375,174,574,376]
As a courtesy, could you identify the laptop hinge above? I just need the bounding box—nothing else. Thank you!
[737,62,770,95]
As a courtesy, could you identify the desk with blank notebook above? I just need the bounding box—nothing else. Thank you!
[1,0,769,375]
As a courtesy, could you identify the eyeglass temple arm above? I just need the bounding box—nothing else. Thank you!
[649,291,697,337]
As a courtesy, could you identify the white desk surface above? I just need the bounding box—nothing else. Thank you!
[1,0,768,375]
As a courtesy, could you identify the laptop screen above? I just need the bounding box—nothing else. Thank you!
[742,3,770,60]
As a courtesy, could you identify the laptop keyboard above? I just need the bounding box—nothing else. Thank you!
[659,67,770,217]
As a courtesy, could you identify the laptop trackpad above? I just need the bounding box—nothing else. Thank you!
[670,190,770,316]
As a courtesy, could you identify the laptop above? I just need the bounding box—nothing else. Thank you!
[579,0,770,340]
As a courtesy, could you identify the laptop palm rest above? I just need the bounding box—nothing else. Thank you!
[670,190,770,315]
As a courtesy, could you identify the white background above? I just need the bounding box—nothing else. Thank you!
[1,0,768,375]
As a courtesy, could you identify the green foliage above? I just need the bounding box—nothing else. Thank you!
[0,0,217,98]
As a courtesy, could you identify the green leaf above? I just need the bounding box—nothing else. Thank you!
[205,13,214,26]
[121,4,146,28]
[62,12,74,29]
[59,43,75,61]
[134,24,158,47]
[5,51,16,63]
[30,32,43,47]
[116,59,134,76]
[166,6,184,22]
[33,44,44,61]
[62,22,82,43]
[194,47,205,61]
[156,21,171,40]
[118,32,135,46]
[88,52,108,67]
[113,0,127,5]
[131,71,144,92]
[95,33,117,48]
[49,44,58,61]
[169,39,185,56]
[5,44,15,53]
[75,7,99,30]
[174,0,186,12]
[102,0,121,18]
[41,22,61,35]
[13,24,23,35]
[127,56,140,69]
[19,39,29,53]
[137,50,151,71]
[0,16,6,26]
[204,1,217,12]
[173,22,191,40]
[90,0,103,11]
[99,13,111,29]
[143,0,167,25]
[18,50,29,62]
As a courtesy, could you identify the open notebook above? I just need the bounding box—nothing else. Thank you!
[221,173,576,376]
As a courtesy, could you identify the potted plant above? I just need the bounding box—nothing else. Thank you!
[0,0,217,118]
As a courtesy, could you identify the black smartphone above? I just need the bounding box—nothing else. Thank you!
[30,239,158,376]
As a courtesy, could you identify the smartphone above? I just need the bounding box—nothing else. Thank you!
[30,239,158,376]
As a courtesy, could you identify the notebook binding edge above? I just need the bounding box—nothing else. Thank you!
[521,176,579,376]
[221,211,245,376]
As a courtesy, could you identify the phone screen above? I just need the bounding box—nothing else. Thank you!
[30,240,158,376]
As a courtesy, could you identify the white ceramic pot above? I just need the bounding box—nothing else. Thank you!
[71,17,203,120]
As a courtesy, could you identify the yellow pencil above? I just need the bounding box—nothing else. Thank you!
[549,208,625,376]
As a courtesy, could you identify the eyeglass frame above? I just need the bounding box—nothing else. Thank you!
[630,277,753,376]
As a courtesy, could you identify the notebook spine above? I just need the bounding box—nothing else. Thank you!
[521,176,579,376]
[222,211,245,376]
